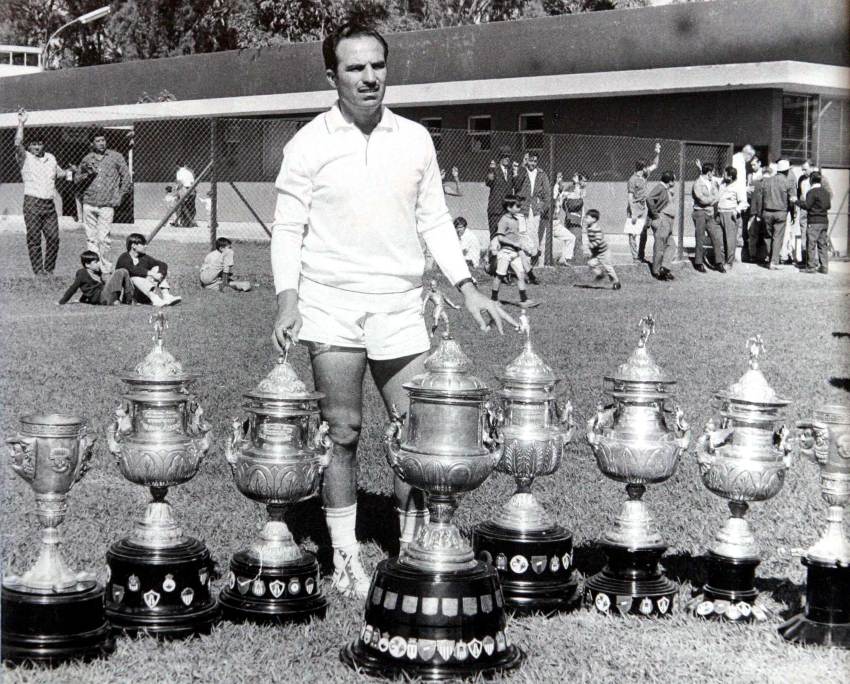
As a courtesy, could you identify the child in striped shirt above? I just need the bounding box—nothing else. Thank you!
[584,209,621,290]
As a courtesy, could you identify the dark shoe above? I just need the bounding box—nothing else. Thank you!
[819,267,829,274]
[526,271,540,285]
[593,272,605,281]
[612,282,622,290]
[717,264,727,273]
[660,269,675,281]
[695,264,707,273]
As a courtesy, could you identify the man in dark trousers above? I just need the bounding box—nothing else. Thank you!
[646,171,678,281]
[759,159,797,269]
[484,146,516,273]
[514,150,551,282]
[798,171,832,274]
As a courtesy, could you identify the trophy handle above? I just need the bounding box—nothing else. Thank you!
[74,429,96,483]
[384,405,406,480]
[314,420,334,469]
[483,399,504,465]
[224,416,248,470]
[586,403,614,447]
[695,418,730,473]
[672,404,691,449]
[188,399,212,459]
[556,399,575,444]
[774,424,793,469]
[795,421,829,465]
[107,401,132,462]
[6,434,38,482]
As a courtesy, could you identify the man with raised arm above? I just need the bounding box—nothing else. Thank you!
[270,23,515,600]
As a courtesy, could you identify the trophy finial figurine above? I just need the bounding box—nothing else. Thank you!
[150,310,167,345]
[746,335,764,370]
[638,315,655,348]
[422,279,460,338]
[1,414,114,665]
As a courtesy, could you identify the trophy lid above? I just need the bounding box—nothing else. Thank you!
[605,316,675,385]
[121,311,193,384]
[244,352,323,402]
[499,310,558,387]
[720,335,789,406]
[405,331,488,395]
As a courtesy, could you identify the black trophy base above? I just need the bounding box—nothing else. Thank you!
[688,552,769,623]
[779,558,850,648]
[473,521,579,614]
[1,581,115,667]
[105,537,220,639]
[341,557,524,681]
[218,550,327,625]
[585,544,677,617]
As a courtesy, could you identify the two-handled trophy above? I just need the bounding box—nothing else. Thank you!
[780,402,850,647]
[218,347,333,624]
[473,310,578,613]
[104,312,219,637]
[341,315,524,680]
[1,414,114,665]
[689,336,791,623]
[585,316,690,617]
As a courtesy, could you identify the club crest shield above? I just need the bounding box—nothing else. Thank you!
[388,636,406,659]
[639,597,654,615]
[437,639,454,661]
[305,578,315,595]
[468,639,483,659]
[531,556,547,575]
[288,579,301,595]
[454,640,468,661]
[657,596,671,614]
[181,587,194,606]
[419,639,436,661]
[143,589,161,608]
[251,579,266,597]
[269,580,285,598]
[483,636,495,656]
[127,574,140,592]
[162,574,176,593]
[406,638,418,660]
[236,577,251,595]
[111,584,125,603]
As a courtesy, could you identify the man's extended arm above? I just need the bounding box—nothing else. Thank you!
[14,109,26,167]
[645,143,661,175]
[58,272,83,305]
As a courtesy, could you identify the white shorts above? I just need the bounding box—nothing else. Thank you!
[299,282,430,361]
[496,248,524,276]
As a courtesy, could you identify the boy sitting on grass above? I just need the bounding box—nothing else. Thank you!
[200,237,252,292]
[115,233,181,306]
[489,194,538,308]
[584,209,621,291]
[58,250,134,306]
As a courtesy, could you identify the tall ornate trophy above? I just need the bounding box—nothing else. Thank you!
[104,312,219,637]
[1,414,114,665]
[585,316,690,617]
[219,347,333,624]
[341,321,524,679]
[473,310,577,612]
[689,336,792,623]
[780,403,850,647]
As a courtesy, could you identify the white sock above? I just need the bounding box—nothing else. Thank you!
[325,504,358,562]
[397,506,429,545]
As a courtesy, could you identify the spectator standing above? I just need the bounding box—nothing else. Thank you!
[484,146,516,272]
[798,171,832,274]
[76,128,131,268]
[731,145,755,245]
[645,171,678,281]
[515,151,551,277]
[14,108,68,275]
[759,159,797,269]
[625,143,661,264]
[174,166,197,227]
[716,166,747,269]
[743,157,765,262]
[559,173,588,265]
[796,160,833,267]
[692,162,721,272]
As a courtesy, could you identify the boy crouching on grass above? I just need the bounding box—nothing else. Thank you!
[200,237,252,292]
[58,251,134,306]
[489,194,538,308]
[115,233,182,306]
[584,209,621,291]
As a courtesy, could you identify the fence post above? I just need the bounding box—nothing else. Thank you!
[209,118,218,252]
[546,135,554,266]
[677,141,686,260]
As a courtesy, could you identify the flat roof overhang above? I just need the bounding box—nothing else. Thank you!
[1,60,846,128]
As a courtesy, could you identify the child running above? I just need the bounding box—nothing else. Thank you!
[584,209,621,290]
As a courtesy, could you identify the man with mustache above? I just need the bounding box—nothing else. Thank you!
[271,23,515,599]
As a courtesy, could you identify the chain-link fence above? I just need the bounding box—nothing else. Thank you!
[19,115,848,273]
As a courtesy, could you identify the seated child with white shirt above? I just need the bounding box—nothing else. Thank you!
[200,237,252,292]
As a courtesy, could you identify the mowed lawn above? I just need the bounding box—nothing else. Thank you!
[1,229,849,683]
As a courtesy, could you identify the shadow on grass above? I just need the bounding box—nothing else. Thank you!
[828,377,850,393]
[573,283,614,290]
[832,332,849,339]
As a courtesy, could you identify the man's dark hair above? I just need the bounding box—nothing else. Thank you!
[701,162,715,175]
[810,171,822,184]
[89,127,107,142]
[502,194,523,209]
[724,166,737,181]
[526,151,539,160]
[635,160,647,172]
[80,250,100,266]
[126,233,147,251]
[586,209,600,220]
[453,216,467,228]
[215,237,233,250]
[27,137,44,146]
[322,22,389,73]
[660,171,675,184]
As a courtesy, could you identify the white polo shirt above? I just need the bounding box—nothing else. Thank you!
[20,151,60,200]
[271,104,469,311]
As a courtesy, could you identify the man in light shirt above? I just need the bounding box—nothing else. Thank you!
[716,166,747,269]
[270,23,515,599]
[14,108,68,275]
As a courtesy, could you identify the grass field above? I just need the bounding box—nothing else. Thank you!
[1,229,849,683]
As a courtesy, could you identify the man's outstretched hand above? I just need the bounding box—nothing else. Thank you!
[459,282,517,334]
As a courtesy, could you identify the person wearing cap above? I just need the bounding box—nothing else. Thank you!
[271,22,516,601]
[485,145,517,272]
[758,159,797,269]
[14,108,69,275]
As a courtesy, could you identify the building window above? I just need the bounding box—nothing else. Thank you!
[781,94,817,164]
[519,113,544,152]
[468,115,492,151]
[815,97,850,168]
[421,117,442,151]
[25,52,39,67]
[12,51,25,66]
